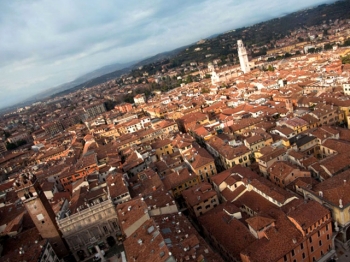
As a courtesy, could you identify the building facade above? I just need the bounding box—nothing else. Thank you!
[57,197,120,261]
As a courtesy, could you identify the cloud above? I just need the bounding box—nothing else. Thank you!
[0,0,335,108]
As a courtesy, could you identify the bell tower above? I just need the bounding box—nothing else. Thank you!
[238,40,250,74]
[14,173,69,258]
[286,99,294,114]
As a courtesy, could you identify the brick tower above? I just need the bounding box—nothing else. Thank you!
[286,99,294,114]
[14,173,69,258]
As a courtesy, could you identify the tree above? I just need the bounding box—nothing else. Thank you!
[16,140,27,147]
[5,139,27,150]
[4,131,10,138]
[185,75,193,84]
[341,54,350,64]
[123,95,134,103]
[343,38,350,47]
[6,142,16,150]
[308,47,316,53]
[104,100,117,111]
[324,43,333,50]
[201,87,210,94]
[267,65,275,72]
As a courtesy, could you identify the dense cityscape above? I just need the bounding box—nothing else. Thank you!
[2,2,350,262]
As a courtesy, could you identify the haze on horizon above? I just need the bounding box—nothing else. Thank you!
[0,0,335,109]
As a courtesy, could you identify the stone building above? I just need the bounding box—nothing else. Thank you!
[56,183,121,261]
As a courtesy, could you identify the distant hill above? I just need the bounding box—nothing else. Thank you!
[24,60,137,102]
[74,61,136,83]
[46,45,189,98]
[132,45,190,68]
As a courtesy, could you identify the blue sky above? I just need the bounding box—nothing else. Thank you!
[0,0,334,109]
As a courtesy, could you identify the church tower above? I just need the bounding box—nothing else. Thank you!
[14,173,69,258]
[237,40,250,74]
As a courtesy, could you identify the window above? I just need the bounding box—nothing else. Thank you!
[301,243,304,250]
[103,226,108,234]
[302,253,305,259]
[311,246,314,252]
[309,237,312,243]
[327,234,330,240]
[319,240,322,246]
[292,250,295,256]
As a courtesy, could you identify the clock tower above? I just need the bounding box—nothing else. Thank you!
[14,173,69,258]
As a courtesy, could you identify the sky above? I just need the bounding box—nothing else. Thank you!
[0,0,334,109]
